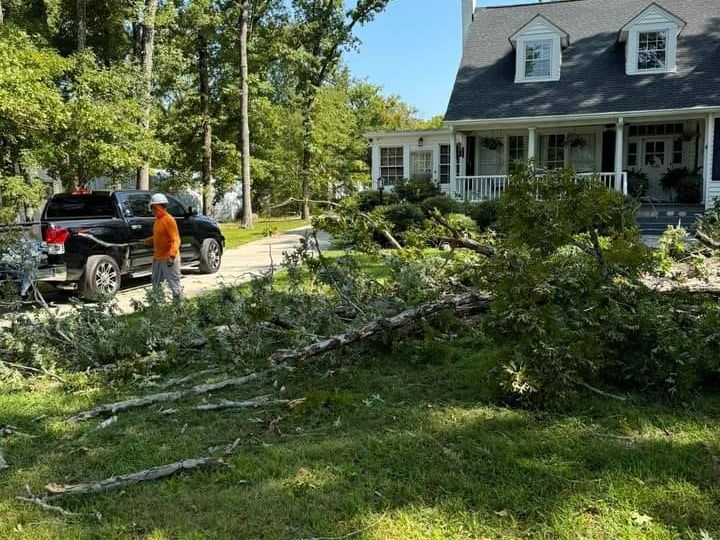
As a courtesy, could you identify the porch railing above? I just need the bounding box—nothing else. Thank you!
[453,172,627,202]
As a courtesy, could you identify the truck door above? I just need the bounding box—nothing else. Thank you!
[116,192,155,270]
[164,195,199,262]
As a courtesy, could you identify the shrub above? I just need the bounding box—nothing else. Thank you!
[393,177,440,204]
[381,203,426,234]
[675,171,703,204]
[627,169,649,198]
[420,195,460,216]
[696,199,720,240]
[463,200,500,231]
[355,189,399,212]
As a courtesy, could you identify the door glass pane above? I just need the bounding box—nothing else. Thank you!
[644,141,666,166]
[541,134,566,169]
[411,151,432,180]
[568,134,596,172]
[439,145,450,183]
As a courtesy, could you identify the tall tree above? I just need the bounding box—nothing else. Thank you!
[76,0,86,51]
[0,0,4,24]
[290,0,390,219]
[198,29,213,214]
[137,0,158,190]
[238,0,252,227]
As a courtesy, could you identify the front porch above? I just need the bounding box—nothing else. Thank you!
[368,113,719,208]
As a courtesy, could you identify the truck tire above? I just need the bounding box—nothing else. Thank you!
[80,255,121,299]
[198,237,222,274]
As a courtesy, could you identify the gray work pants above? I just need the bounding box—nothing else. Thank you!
[151,257,182,301]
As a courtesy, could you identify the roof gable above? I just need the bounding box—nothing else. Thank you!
[509,14,570,48]
[619,3,687,42]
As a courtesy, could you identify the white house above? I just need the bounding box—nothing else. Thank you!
[367,0,720,209]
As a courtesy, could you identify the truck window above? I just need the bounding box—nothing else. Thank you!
[119,193,153,218]
[165,195,187,217]
[45,195,117,219]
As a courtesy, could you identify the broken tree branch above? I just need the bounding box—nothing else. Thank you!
[44,457,225,498]
[70,372,263,422]
[0,448,8,471]
[154,368,222,390]
[579,382,627,401]
[0,359,66,383]
[17,486,80,517]
[696,229,720,250]
[430,212,496,256]
[194,395,299,411]
[270,292,492,365]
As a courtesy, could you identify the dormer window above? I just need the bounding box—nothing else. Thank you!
[638,29,668,71]
[510,15,569,83]
[524,40,553,78]
[619,3,686,76]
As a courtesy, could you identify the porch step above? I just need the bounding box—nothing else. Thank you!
[636,204,704,235]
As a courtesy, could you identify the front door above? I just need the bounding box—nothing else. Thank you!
[641,138,672,201]
[117,192,155,270]
[411,150,433,180]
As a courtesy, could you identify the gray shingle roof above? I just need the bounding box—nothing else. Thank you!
[445,0,720,122]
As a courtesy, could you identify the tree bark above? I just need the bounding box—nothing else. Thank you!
[198,32,213,216]
[0,0,4,24]
[239,0,253,228]
[136,0,158,191]
[299,94,316,220]
[76,0,86,52]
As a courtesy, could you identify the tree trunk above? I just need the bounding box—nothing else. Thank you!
[0,0,4,24]
[239,0,253,228]
[136,0,158,191]
[300,94,316,220]
[198,33,213,216]
[76,0,86,52]
[132,21,143,61]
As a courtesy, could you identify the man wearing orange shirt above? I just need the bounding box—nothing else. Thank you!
[145,193,183,302]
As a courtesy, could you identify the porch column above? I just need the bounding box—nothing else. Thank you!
[704,113,715,207]
[614,118,624,194]
[371,144,380,189]
[527,127,537,165]
[450,127,458,196]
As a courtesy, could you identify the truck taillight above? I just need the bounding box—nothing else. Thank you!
[44,227,69,254]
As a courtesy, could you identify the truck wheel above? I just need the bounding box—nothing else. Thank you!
[81,255,121,299]
[199,238,222,274]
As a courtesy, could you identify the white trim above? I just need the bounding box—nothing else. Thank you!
[509,14,570,48]
[365,129,450,139]
[626,23,679,76]
[443,107,720,129]
[704,113,715,206]
[619,3,686,40]
[515,34,562,83]
[527,127,537,161]
[450,127,457,189]
[615,118,625,192]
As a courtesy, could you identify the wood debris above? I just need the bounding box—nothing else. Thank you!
[270,292,491,365]
[17,486,79,517]
[70,372,263,422]
[194,395,295,411]
[44,457,226,497]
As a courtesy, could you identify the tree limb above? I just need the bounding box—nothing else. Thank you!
[696,229,720,249]
[70,372,263,422]
[44,457,225,498]
[430,212,495,256]
[579,382,627,401]
[193,395,298,411]
[270,292,492,365]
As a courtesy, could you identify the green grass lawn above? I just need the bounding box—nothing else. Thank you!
[220,217,309,249]
[1,341,719,539]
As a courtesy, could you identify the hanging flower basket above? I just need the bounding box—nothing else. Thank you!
[480,137,503,151]
[565,135,587,149]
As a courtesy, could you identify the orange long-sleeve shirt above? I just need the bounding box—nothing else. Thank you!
[151,208,181,261]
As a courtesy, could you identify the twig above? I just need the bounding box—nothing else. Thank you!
[16,486,79,517]
[430,212,496,256]
[44,457,226,498]
[0,359,66,383]
[302,512,387,540]
[270,292,492,365]
[70,372,264,422]
[153,369,222,390]
[579,382,627,401]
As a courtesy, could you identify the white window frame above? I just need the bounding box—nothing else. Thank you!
[515,33,561,83]
[379,146,404,185]
[410,150,433,181]
[626,23,679,75]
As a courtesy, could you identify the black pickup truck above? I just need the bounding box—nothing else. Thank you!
[36,190,225,298]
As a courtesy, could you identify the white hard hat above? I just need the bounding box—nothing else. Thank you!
[149,193,169,208]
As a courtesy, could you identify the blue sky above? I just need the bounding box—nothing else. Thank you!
[344,0,522,119]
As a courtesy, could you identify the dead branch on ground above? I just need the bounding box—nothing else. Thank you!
[0,359,66,383]
[44,457,226,498]
[696,229,720,250]
[70,372,263,422]
[193,395,297,411]
[0,448,8,471]
[270,292,492,366]
[17,486,80,517]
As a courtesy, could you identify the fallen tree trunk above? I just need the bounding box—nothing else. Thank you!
[270,292,492,365]
[70,372,262,422]
[44,457,225,498]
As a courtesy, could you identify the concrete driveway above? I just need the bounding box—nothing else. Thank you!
[39,227,331,314]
